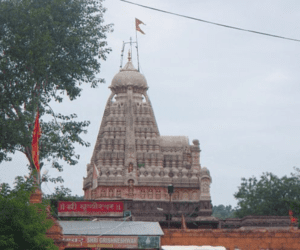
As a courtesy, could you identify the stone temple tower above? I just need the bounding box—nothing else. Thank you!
[83,51,213,224]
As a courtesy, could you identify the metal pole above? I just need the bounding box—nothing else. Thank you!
[130,37,132,56]
[168,193,172,229]
[120,41,125,69]
[135,29,140,72]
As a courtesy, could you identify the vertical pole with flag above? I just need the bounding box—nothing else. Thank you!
[135,18,145,72]
[31,110,42,187]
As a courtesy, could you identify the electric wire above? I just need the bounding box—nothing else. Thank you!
[120,0,300,43]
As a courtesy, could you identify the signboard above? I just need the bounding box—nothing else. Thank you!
[58,201,123,217]
[63,235,138,249]
[138,236,160,249]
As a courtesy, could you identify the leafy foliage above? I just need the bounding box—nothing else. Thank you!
[212,204,237,219]
[0,176,58,250]
[234,172,300,219]
[0,0,112,180]
[43,185,86,221]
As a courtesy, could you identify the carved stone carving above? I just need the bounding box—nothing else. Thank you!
[141,189,146,199]
[202,179,210,193]
[128,163,133,173]
[109,189,114,198]
[148,189,153,199]
[116,189,121,198]
[182,192,189,201]
[156,190,161,199]
[173,192,179,201]
[192,192,198,200]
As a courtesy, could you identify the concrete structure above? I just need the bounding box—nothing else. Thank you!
[83,52,213,223]
[29,188,68,250]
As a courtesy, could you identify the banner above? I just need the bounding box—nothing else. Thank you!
[63,235,138,249]
[138,236,160,249]
[58,201,123,217]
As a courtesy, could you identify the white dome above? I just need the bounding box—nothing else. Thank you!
[109,61,148,89]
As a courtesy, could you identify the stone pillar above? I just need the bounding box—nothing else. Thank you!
[29,187,43,204]
[29,188,67,250]
[45,208,68,250]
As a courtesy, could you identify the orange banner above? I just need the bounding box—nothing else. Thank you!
[136,18,145,34]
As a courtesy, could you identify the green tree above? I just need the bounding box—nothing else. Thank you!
[0,176,58,250]
[234,172,300,219]
[212,204,237,219]
[0,0,112,181]
[43,185,86,221]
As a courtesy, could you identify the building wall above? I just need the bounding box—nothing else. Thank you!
[86,185,201,201]
[219,216,292,229]
[161,229,300,250]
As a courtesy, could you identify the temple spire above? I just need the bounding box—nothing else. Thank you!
[128,49,131,62]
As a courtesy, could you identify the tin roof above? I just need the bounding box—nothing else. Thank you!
[59,221,164,236]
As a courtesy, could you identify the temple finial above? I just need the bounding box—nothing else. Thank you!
[128,49,131,62]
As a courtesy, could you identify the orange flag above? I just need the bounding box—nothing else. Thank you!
[32,111,41,172]
[135,18,145,34]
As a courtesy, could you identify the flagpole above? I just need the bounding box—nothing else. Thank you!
[120,41,125,69]
[37,106,41,188]
[31,83,41,189]
[135,28,140,72]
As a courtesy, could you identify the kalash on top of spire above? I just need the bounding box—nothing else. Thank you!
[83,48,213,221]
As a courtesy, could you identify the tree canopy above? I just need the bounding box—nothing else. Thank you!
[234,171,300,219]
[212,204,237,219]
[0,176,58,250]
[0,0,112,180]
[43,185,86,220]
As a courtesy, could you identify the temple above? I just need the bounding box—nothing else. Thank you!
[83,51,214,227]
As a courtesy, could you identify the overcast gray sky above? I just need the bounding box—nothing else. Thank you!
[2,0,300,208]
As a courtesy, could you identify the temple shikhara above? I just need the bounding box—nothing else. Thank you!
[83,51,214,226]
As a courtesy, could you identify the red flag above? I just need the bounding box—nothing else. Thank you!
[32,111,41,172]
[291,217,298,223]
[135,18,145,34]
